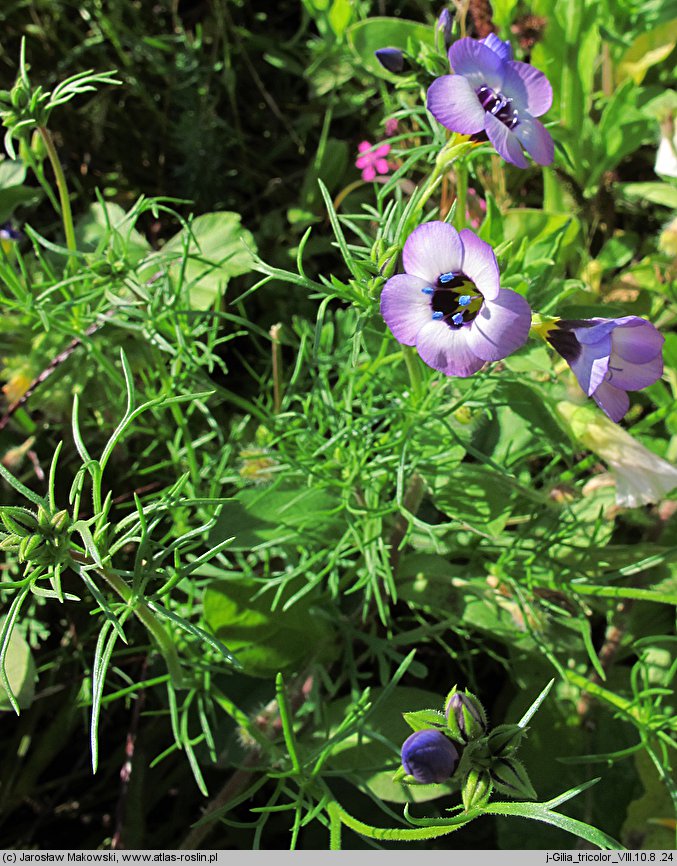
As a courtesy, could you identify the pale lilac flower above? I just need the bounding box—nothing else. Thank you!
[547,317,664,423]
[355,140,391,181]
[380,221,531,377]
[427,35,553,167]
[557,402,677,508]
[401,729,459,783]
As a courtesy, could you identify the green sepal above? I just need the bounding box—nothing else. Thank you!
[487,723,526,757]
[461,767,493,811]
[491,757,537,801]
[402,708,447,732]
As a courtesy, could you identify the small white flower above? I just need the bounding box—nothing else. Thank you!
[655,118,677,178]
[557,402,677,508]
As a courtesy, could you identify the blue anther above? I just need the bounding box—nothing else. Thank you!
[432,311,444,320]
[421,286,434,295]
[452,313,464,325]
[439,272,456,284]
[458,294,472,306]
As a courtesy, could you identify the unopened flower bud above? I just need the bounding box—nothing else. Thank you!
[18,533,43,563]
[436,9,453,50]
[50,509,70,532]
[374,47,405,74]
[445,687,487,742]
[400,729,459,784]
[461,767,493,810]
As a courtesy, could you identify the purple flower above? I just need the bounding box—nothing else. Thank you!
[437,8,453,51]
[546,317,664,423]
[375,47,405,74]
[427,35,554,168]
[401,729,459,783]
[380,221,531,377]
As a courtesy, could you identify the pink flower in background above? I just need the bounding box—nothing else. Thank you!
[466,187,487,228]
[356,140,391,181]
[384,117,399,136]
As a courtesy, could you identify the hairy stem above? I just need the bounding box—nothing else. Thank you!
[37,126,77,258]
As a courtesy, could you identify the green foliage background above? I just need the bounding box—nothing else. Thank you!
[0,0,675,851]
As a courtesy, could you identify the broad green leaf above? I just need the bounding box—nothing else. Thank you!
[0,619,36,712]
[0,159,26,188]
[153,211,257,310]
[75,201,150,264]
[203,577,334,678]
[502,210,580,261]
[491,0,520,31]
[617,18,677,85]
[208,482,343,551]
[328,0,353,39]
[347,18,434,82]
[621,749,675,849]
[431,465,520,536]
[616,182,677,209]
[0,186,42,224]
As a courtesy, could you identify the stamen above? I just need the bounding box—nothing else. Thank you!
[439,272,456,284]
[451,313,464,326]
[421,287,434,295]
[458,294,472,306]
[432,311,444,320]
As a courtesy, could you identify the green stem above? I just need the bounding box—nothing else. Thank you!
[402,345,423,400]
[37,126,77,258]
[20,142,62,215]
[453,162,468,231]
[96,565,185,687]
[327,800,474,842]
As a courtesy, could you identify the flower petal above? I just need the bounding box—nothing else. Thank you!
[465,288,531,361]
[362,166,376,181]
[608,353,663,391]
[375,159,390,174]
[570,334,612,397]
[415,320,485,377]
[592,380,630,423]
[402,221,463,283]
[459,229,500,300]
[514,117,554,166]
[610,318,665,364]
[484,112,529,168]
[448,38,505,90]
[373,143,391,157]
[426,75,486,135]
[480,34,513,63]
[355,155,372,169]
[358,141,372,153]
[380,273,433,345]
[504,61,552,116]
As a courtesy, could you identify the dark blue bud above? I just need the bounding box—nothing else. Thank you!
[0,222,22,241]
[401,729,459,783]
[437,8,453,50]
[375,47,405,74]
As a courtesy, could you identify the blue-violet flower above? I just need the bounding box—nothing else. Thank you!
[427,34,554,167]
[380,221,531,377]
[546,316,664,423]
[401,729,459,783]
